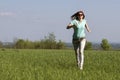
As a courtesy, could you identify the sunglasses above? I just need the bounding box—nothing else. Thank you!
[79,13,83,16]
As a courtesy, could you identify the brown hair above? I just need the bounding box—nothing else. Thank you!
[71,11,85,20]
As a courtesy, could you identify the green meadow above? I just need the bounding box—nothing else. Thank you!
[0,49,120,80]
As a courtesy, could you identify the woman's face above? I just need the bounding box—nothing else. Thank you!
[79,13,83,19]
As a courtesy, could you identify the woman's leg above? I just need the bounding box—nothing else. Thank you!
[79,39,86,70]
[75,48,80,66]
[73,40,80,67]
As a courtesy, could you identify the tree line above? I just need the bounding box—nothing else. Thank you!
[0,33,65,49]
[0,33,112,50]
[14,33,65,49]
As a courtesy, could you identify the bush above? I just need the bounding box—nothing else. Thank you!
[101,38,111,50]
[85,41,92,50]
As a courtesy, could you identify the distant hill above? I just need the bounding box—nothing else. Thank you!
[110,43,120,50]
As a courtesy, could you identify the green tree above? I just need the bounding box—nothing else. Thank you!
[15,39,25,49]
[34,41,41,49]
[85,41,92,50]
[42,32,65,49]
[0,41,3,48]
[56,40,65,49]
[43,32,56,49]
[45,32,56,42]
[24,40,34,49]
[101,38,111,50]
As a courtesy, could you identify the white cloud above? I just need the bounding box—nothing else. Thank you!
[0,12,16,16]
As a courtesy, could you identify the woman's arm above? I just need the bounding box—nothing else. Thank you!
[66,23,73,29]
[85,23,91,32]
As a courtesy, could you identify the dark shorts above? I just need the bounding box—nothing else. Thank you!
[72,37,86,50]
[72,37,86,44]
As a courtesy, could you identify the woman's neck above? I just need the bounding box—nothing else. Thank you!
[79,18,83,22]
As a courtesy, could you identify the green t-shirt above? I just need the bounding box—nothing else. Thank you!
[70,19,86,39]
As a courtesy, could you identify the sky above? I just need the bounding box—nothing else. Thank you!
[0,0,120,43]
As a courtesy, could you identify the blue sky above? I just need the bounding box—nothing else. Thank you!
[0,0,120,43]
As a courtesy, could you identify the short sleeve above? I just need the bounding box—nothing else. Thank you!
[70,19,76,25]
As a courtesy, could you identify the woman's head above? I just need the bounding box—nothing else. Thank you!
[71,10,85,20]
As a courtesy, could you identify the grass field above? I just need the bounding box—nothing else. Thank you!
[0,49,120,80]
